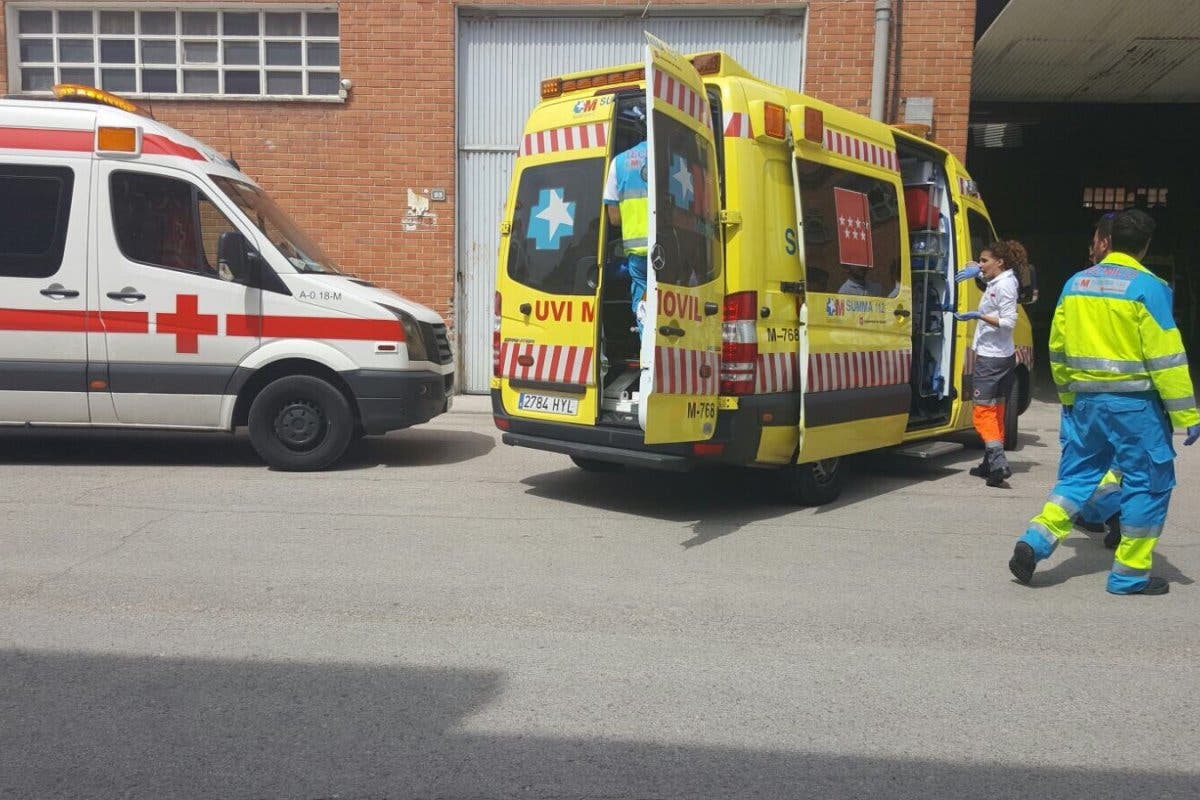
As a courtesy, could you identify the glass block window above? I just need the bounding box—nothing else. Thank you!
[11,6,341,98]
[1082,186,1169,211]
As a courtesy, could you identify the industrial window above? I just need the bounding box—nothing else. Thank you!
[1082,186,1168,211]
[0,164,76,279]
[11,6,340,99]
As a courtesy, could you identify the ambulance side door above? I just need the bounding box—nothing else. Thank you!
[92,161,261,427]
[0,154,92,424]
[639,37,724,444]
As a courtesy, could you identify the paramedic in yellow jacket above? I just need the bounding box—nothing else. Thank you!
[604,137,650,337]
[1009,209,1200,595]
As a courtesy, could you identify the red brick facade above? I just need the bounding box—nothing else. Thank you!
[1,0,975,337]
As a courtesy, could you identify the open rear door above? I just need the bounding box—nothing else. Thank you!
[786,108,813,456]
[638,34,724,444]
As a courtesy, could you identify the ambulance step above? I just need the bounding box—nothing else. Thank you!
[889,440,963,460]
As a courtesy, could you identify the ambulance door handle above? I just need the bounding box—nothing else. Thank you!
[659,325,685,337]
[704,302,719,316]
[894,308,911,318]
[40,284,79,299]
[107,289,146,302]
[519,303,532,315]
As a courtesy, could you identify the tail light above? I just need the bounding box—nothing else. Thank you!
[492,291,502,377]
[720,290,758,395]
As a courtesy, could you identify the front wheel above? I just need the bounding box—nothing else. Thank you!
[1004,377,1021,451]
[780,457,846,506]
[247,375,355,471]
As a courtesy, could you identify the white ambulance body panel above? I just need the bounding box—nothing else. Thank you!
[0,89,452,469]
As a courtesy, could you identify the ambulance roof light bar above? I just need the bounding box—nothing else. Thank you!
[540,52,719,100]
[52,84,154,119]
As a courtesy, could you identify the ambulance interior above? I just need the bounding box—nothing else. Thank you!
[897,141,959,428]
[597,92,654,424]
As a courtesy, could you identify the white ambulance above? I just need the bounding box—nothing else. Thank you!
[0,85,453,470]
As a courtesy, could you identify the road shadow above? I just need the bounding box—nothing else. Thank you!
[521,466,795,548]
[1017,528,1195,589]
[4,648,1199,799]
[0,428,493,471]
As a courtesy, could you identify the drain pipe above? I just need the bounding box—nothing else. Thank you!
[869,0,893,121]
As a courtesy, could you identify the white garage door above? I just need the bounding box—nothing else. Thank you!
[457,11,807,393]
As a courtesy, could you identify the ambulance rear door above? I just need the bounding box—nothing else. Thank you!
[495,97,614,426]
[638,35,724,444]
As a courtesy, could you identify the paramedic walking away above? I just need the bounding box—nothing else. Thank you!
[953,240,1028,487]
[1009,209,1200,595]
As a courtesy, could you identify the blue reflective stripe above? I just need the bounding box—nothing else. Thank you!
[1048,350,1066,363]
[1112,561,1150,577]
[1029,521,1058,550]
[1121,524,1164,539]
[1162,396,1197,412]
[1061,355,1146,373]
[1066,379,1154,393]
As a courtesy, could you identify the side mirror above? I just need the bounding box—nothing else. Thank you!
[217,230,251,282]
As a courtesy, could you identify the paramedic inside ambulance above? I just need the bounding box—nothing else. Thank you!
[603,104,649,337]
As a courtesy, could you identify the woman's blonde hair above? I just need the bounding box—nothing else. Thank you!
[985,239,1030,287]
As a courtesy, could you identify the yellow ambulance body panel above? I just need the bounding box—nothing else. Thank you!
[493,48,1035,505]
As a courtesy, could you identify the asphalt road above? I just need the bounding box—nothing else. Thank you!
[2,396,1199,799]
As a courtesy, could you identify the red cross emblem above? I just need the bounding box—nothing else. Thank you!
[156,294,218,354]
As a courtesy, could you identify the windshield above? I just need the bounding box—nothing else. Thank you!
[211,176,341,274]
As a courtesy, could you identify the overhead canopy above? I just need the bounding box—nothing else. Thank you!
[973,0,1200,102]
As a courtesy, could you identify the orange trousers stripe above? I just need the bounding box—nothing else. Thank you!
[973,403,1005,444]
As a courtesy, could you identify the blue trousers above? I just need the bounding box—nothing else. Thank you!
[1019,392,1176,593]
[1060,409,1123,525]
[626,253,648,336]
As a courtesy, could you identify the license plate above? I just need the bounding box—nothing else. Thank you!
[518,392,578,416]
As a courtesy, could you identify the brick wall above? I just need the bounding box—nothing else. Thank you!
[1,0,974,338]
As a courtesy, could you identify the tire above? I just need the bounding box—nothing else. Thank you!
[1004,376,1021,451]
[780,457,846,506]
[570,455,625,473]
[247,375,355,471]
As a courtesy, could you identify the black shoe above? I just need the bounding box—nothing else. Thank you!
[968,455,990,478]
[1133,576,1169,595]
[986,466,1012,487]
[1009,542,1036,584]
[1103,515,1121,549]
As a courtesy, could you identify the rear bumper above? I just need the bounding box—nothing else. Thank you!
[345,369,454,434]
[492,389,798,469]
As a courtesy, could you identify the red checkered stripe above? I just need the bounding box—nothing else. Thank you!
[756,352,801,393]
[498,341,594,385]
[652,68,711,128]
[654,346,719,395]
[822,128,898,172]
[723,111,752,138]
[519,123,609,157]
[808,349,912,393]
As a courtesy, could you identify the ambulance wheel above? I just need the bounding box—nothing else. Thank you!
[570,455,625,473]
[248,375,355,471]
[782,457,846,506]
[1004,379,1020,451]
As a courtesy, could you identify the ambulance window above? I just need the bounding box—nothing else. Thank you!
[0,164,75,279]
[650,111,721,286]
[967,209,997,260]
[110,171,233,279]
[508,158,605,296]
[794,159,901,298]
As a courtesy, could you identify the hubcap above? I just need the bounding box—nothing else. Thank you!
[811,458,838,485]
[273,399,326,451]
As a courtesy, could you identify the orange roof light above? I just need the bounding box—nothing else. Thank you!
[804,106,824,144]
[691,53,721,75]
[544,68,646,98]
[96,126,139,153]
[763,102,786,139]
[52,84,154,119]
[540,78,562,99]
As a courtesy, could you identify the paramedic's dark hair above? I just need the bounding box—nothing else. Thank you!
[1110,209,1155,256]
[1094,212,1115,242]
[985,239,1030,287]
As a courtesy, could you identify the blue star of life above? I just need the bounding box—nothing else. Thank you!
[527,187,576,250]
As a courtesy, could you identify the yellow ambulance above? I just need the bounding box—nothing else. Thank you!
[491,38,1035,504]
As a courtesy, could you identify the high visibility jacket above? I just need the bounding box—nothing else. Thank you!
[603,141,649,256]
[1049,251,1200,429]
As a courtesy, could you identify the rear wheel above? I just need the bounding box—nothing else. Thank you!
[570,455,625,473]
[781,457,846,506]
[1004,377,1021,451]
[247,375,355,471]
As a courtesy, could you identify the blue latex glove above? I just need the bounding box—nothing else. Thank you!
[955,263,982,283]
[1185,424,1200,446]
[953,310,981,321]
